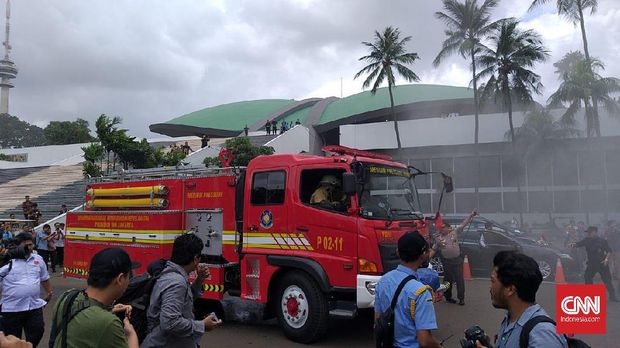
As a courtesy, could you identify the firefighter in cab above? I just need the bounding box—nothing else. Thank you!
[310,175,346,211]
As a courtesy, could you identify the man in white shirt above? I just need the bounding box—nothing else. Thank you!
[0,233,53,346]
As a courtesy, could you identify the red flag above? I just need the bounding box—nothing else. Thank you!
[434,211,443,232]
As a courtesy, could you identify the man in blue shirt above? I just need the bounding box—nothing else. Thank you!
[375,231,442,348]
[476,251,567,348]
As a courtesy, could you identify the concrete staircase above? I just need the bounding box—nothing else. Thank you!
[0,165,86,220]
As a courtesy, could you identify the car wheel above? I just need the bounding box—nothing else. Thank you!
[537,260,553,280]
[275,272,328,343]
[430,257,444,275]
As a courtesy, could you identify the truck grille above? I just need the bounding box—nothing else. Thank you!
[378,243,399,274]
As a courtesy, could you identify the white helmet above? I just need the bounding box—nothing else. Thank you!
[320,175,340,186]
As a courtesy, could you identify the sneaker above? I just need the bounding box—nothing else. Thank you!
[445,298,457,304]
[458,300,465,306]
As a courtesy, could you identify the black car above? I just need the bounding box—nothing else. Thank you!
[430,216,575,280]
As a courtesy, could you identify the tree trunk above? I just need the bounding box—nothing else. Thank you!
[506,88,524,227]
[388,83,402,149]
[578,2,601,136]
[471,49,481,209]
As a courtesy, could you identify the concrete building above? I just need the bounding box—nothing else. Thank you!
[150,84,620,225]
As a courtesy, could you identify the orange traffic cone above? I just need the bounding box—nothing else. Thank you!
[554,258,566,284]
[463,255,472,281]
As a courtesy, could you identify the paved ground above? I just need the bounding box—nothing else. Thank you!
[36,274,619,348]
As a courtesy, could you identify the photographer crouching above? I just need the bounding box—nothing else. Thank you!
[0,233,53,347]
[463,251,567,348]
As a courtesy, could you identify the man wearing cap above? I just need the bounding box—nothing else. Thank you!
[51,248,140,348]
[375,231,442,348]
[571,226,618,301]
[0,233,53,347]
[141,233,221,348]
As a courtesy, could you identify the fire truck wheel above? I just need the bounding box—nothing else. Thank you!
[276,272,328,343]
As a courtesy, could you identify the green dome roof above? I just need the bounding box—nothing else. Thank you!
[150,84,474,137]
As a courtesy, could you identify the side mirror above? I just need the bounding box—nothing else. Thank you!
[342,172,356,195]
[442,173,454,193]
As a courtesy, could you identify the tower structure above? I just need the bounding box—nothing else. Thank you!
[0,0,17,115]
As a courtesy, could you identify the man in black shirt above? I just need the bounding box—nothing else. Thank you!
[571,226,618,301]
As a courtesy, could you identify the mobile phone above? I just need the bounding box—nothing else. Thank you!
[209,312,219,321]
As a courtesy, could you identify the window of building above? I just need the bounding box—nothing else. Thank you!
[251,171,286,205]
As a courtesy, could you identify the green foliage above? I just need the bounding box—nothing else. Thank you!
[44,118,95,145]
[0,114,47,148]
[434,0,501,145]
[476,19,549,142]
[354,26,420,148]
[0,153,9,160]
[203,137,274,167]
[548,52,620,137]
[83,161,103,177]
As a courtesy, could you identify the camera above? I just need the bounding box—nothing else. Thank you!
[460,325,492,348]
[0,238,30,266]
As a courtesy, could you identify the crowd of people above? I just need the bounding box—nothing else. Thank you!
[263,118,301,136]
[0,231,221,347]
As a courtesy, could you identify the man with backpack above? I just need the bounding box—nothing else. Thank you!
[141,233,221,348]
[50,248,140,348]
[475,251,569,348]
[374,231,442,348]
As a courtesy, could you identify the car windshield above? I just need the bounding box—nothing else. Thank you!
[358,164,421,220]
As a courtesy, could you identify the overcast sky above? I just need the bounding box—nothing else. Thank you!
[7,0,620,137]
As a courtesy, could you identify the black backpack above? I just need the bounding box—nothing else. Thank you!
[375,275,417,348]
[519,315,591,348]
[115,259,172,343]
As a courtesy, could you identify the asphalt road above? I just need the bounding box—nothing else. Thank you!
[36,274,619,348]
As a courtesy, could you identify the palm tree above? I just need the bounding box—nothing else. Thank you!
[529,0,596,61]
[509,106,580,158]
[476,20,549,147]
[434,0,500,145]
[354,26,420,149]
[529,0,602,133]
[548,52,620,136]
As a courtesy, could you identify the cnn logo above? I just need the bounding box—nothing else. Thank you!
[560,296,600,315]
[556,284,606,334]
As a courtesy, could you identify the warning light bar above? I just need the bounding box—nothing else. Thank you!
[321,145,392,161]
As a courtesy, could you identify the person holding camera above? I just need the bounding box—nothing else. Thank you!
[473,251,566,348]
[375,231,442,348]
[432,210,476,305]
[0,233,53,347]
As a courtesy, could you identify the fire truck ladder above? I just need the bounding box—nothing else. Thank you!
[89,165,245,183]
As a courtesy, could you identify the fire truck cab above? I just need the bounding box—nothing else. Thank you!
[64,146,451,343]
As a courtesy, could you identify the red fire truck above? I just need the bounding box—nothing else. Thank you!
[64,146,452,343]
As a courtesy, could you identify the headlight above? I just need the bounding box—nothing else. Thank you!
[365,281,377,295]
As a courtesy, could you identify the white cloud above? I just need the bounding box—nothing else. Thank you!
[4,0,619,138]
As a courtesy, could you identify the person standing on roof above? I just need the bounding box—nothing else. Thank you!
[265,121,271,135]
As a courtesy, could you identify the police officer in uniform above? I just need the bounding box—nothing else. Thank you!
[571,226,618,302]
[375,231,442,348]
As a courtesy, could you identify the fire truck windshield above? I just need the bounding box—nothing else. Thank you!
[358,164,422,220]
